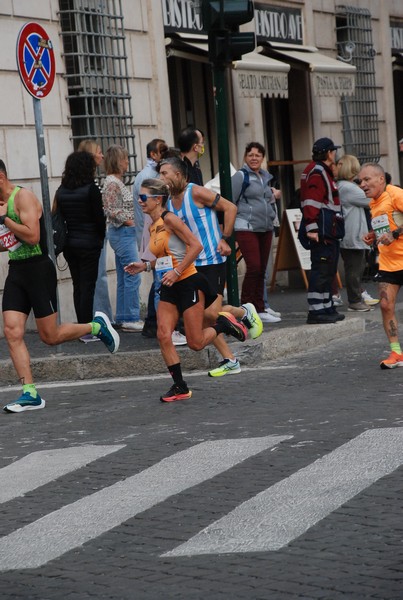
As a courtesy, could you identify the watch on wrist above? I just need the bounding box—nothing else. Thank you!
[0,215,6,225]
[222,234,231,242]
[392,229,400,240]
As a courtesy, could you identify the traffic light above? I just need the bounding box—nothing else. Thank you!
[202,0,254,31]
[208,30,256,62]
[201,1,255,63]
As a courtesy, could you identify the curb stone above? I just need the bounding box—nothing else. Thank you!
[0,317,365,385]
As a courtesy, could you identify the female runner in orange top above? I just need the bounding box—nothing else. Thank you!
[124,178,247,403]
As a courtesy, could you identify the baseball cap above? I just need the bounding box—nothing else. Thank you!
[312,137,341,153]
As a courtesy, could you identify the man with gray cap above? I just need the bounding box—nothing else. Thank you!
[299,137,345,324]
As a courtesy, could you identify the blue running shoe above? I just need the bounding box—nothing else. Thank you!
[93,311,120,354]
[3,392,45,413]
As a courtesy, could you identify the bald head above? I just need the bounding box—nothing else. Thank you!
[359,163,386,200]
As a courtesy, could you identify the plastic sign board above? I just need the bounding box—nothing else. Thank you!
[16,22,55,99]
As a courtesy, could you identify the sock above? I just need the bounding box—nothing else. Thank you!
[168,363,184,385]
[91,322,101,336]
[23,384,37,399]
[391,342,402,354]
[212,321,227,335]
[225,358,237,364]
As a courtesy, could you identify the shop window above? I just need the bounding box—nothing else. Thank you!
[58,0,137,182]
[336,6,380,163]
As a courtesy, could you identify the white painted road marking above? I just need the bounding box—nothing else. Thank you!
[0,445,124,505]
[165,428,403,556]
[0,435,290,570]
[0,365,295,393]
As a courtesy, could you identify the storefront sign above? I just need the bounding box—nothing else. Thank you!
[162,0,203,34]
[161,0,304,45]
[254,4,303,45]
[235,71,288,98]
[390,20,403,51]
[312,72,355,97]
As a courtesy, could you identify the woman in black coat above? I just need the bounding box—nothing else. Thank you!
[55,151,106,333]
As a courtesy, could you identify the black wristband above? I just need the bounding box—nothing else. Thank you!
[0,215,6,225]
[222,234,231,242]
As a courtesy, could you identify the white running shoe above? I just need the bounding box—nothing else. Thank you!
[361,290,380,306]
[258,312,281,323]
[172,330,187,346]
[121,320,144,332]
[265,307,281,318]
[332,294,343,306]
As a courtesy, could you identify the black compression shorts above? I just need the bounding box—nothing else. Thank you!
[2,255,58,318]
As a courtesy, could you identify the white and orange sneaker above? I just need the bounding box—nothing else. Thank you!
[380,351,403,369]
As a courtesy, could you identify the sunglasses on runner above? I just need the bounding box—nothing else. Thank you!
[138,194,161,203]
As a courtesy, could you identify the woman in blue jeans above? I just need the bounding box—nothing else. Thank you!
[102,145,143,331]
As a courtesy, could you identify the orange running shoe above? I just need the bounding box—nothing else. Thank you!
[380,351,403,369]
[217,312,248,342]
[160,381,192,403]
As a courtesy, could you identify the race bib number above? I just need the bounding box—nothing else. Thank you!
[155,255,173,272]
[0,224,22,252]
[371,214,390,240]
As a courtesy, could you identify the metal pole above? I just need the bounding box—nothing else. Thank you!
[33,98,62,334]
[212,62,239,306]
[33,98,55,263]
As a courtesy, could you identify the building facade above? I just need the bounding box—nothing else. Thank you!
[0,0,402,325]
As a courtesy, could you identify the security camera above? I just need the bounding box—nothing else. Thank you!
[337,41,356,63]
[344,41,356,54]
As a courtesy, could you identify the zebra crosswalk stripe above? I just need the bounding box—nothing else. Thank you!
[164,428,403,556]
[0,435,290,570]
[0,445,125,505]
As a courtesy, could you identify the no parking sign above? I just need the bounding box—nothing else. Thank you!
[15,22,57,268]
[16,22,55,99]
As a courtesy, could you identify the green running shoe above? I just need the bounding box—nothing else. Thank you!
[241,303,263,339]
[208,358,241,377]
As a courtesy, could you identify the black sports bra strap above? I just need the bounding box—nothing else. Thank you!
[161,210,170,220]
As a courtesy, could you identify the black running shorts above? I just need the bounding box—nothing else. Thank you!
[374,269,403,287]
[159,272,217,314]
[2,255,58,318]
[196,262,226,296]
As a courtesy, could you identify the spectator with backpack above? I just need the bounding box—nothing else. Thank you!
[231,142,281,323]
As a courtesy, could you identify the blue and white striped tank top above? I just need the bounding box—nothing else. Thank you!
[166,183,225,267]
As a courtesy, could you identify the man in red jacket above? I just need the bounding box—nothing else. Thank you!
[300,137,345,324]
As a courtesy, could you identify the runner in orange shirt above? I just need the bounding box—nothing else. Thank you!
[360,163,403,368]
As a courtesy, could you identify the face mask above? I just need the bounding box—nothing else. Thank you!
[197,144,205,158]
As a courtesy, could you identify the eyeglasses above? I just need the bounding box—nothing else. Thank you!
[138,194,161,203]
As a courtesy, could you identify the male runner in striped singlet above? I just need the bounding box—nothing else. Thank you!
[158,157,263,378]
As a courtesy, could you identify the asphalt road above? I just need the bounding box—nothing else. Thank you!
[0,317,402,600]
